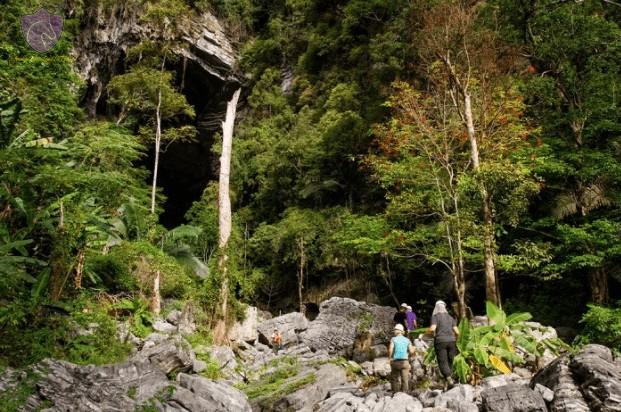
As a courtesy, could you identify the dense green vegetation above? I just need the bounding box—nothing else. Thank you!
[1,0,621,368]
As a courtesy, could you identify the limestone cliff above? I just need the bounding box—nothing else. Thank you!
[70,3,241,116]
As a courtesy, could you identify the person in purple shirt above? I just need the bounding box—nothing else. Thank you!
[405,305,417,331]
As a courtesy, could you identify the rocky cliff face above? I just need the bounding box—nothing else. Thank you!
[71,3,241,116]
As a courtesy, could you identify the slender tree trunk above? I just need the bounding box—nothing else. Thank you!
[151,270,161,315]
[464,93,501,307]
[453,198,467,320]
[150,55,167,215]
[150,95,161,215]
[482,191,500,306]
[464,94,480,169]
[298,237,305,314]
[589,268,609,304]
[213,88,241,344]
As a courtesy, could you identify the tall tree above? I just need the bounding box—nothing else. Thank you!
[414,0,537,307]
[495,0,621,304]
[214,88,241,344]
[370,83,472,319]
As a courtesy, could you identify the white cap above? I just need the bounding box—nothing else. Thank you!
[407,305,412,311]
[400,303,408,308]
[394,324,405,332]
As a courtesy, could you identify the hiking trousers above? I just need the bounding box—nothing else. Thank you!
[435,340,457,379]
[390,359,410,392]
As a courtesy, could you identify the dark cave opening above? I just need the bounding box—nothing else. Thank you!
[148,59,238,228]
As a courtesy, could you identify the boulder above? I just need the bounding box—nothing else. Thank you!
[479,373,528,391]
[300,297,395,356]
[277,363,349,412]
[533,383,554,403]
[176,373,252,411]
[133,337,194,374]
[383,392,424,411]
[176,307,197,336]
[166,309,183,325]
[209,345,242,383]
[418,390,442,408]
[228,305,260,343]
[315,391,423,412]
[569,344,621,411]
[434,384,475,409]
[373,357,392,378]
[258,311,308,346]
[531,355,590,412]
[361,361,374,376]
[481,384,547,412]
[314,392,368,412]
[210,346,237,371]
[152,319,178,334]
[192,359,207,374]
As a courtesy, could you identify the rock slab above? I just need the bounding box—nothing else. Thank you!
[481,383,547,412]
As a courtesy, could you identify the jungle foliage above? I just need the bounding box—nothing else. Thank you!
[1,0,621,367]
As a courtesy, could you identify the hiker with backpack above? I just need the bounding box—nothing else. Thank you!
[428,300,459,387]
[393,303,408,331]
[388,323,415,393]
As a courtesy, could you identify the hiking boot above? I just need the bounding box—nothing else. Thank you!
[443,376,454,390]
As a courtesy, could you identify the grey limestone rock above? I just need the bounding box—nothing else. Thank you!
[569,344,621,411]
[176,373,252,412]
[257,311,309,347]
[300,297,395,356]
[228,305,260,343]
[481,384,547,412]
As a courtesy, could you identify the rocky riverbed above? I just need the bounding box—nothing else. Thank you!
[1,297,620,411]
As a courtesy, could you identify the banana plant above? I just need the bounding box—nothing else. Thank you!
[422,302,567,384]
[451,301,567,383]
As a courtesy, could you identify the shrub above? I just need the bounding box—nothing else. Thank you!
[84,254,136,293]
[577,303,621,353]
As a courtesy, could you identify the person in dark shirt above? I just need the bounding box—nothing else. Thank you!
[428,300,459,387]
[393,303,408,331]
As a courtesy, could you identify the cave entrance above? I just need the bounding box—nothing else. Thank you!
[155,59,238,228]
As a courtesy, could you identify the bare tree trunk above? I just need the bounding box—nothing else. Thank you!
[464,94,480,169]
[589,268,609,305]
[150,56,167,215]
[150,95,161,214]
[298,237,305,314]
[213,88,241,344]
[464,92,501,307]
[151,270,161,315]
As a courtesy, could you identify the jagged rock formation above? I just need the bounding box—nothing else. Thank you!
[300,297,395,356]
[532,344,621,412]
[4,299,621,412]
[3,336,251,411]
[70,2,241,117]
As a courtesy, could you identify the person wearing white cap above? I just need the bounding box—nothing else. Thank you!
[428,300,459,387]
[388,323,414,392]
[405,305,417,332]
